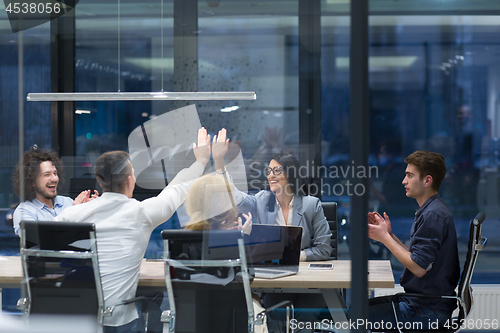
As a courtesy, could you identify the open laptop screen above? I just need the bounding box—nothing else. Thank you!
[246,225,302,266]
[167,225,302,268]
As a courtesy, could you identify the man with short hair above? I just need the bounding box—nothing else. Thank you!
[367,150,460,329]
[13,146,97,236]
[54,128,211,333]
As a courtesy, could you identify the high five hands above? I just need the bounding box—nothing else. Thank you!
[212,128,230,171]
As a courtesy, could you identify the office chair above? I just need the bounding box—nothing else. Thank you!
[321,202,338,260]
[18,220,153,333]
[160,229,293,333]
[372,212,487,333]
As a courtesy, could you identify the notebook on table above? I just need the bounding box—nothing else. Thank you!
[246,225,303,279]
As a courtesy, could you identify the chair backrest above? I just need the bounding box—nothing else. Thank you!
[456,212,487,322]
[161,229,254,333]
[19,220,104,323]
[321,202,338,260]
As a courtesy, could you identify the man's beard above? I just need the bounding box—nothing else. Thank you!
[35,184,58,200]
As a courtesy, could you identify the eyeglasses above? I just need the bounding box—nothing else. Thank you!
[264,166,283,176]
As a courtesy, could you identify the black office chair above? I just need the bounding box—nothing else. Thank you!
[160,229,293,333]
[18,220,103,331]
[321,202,338,260]
[372,212,487,333]
[18,220,153,333]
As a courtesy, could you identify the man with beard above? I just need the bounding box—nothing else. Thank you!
[12,146,97,236]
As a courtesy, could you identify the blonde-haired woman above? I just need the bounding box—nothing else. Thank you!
[183,175,265,332]
[184,174,251,234]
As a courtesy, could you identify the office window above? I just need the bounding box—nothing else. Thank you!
[69,1,301,258]
[0,20,51,311]
[3,2,500,312]
[0,25,51,207]
[74,1,173,156]
[72,2,300,194]
[320,2,500,283]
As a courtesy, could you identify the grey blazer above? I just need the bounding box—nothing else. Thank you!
[235,190,332,261]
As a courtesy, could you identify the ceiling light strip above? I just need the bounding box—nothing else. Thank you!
[27,92,257,101]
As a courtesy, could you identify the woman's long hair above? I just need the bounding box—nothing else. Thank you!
[185,174,238,231]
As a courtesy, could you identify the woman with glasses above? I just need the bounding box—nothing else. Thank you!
[212,129,332,262]
[212,129,333,331]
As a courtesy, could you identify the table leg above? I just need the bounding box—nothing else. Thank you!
[320,289,348,333]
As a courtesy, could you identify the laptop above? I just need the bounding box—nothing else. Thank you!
[164,225,302,279]
[246,225,303,279]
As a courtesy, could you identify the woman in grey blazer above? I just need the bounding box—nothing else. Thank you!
[234,153,332,261]
[213,129,332,261]
[213,129,333,329]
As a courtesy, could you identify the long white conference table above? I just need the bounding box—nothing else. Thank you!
[0,256,394,332]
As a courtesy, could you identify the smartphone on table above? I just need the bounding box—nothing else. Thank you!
[308,263,334,270]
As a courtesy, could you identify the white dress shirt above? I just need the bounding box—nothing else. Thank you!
[54,161,204,327]
[275,196,294,226]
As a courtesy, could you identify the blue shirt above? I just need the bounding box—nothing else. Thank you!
[400,194,460,315]
[13,196,74,236]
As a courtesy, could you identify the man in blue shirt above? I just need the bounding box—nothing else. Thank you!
[367,151,460,330]
[12,146,97,236]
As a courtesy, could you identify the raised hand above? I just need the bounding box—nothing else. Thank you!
[263,126,283,149]
[193,127,211,167]
[212,128,230,161]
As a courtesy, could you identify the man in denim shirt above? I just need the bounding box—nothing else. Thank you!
[367,151,460,330]
[12,147,97,235]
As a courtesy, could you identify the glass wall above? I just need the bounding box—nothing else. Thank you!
[0,12,51,309]
[2,0,500,312]
[319,4,500,283]
[71,1,302,255]
[364,12,500,283]
[0,25,51,205]
[73,1,300,179]
[70,0,500,282]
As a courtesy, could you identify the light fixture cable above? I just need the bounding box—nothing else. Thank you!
[118,0,121,92]
[161,0,164,92]
[26,1,256,102]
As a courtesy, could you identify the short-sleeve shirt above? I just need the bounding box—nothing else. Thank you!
[400,194,460,315]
